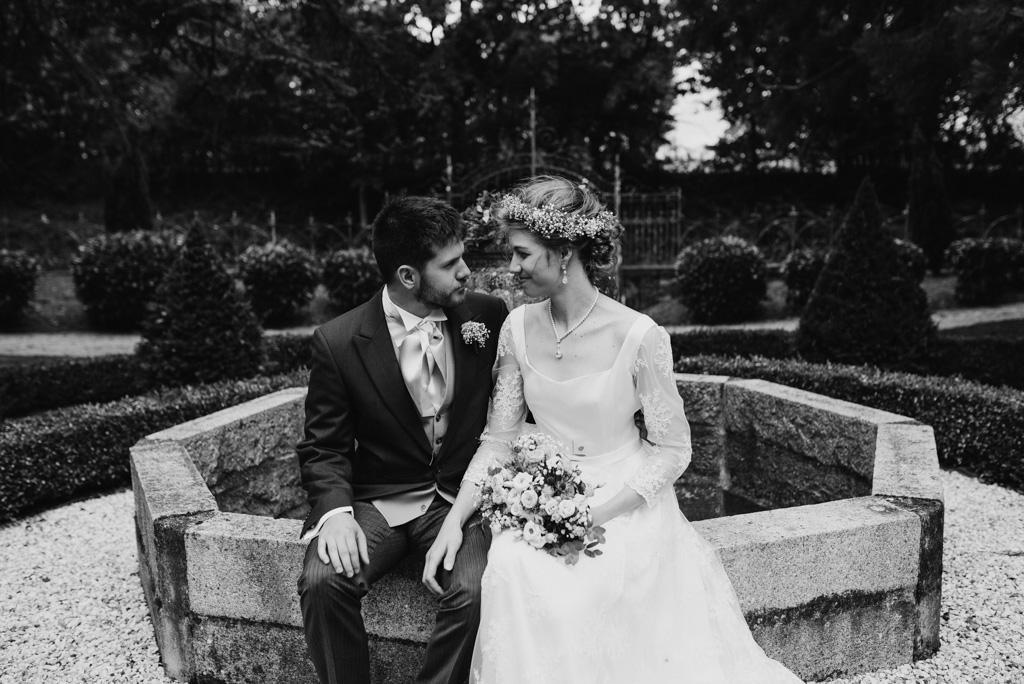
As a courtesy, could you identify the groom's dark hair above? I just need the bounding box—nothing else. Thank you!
[372,196,466,282]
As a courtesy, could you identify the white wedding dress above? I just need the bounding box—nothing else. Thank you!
[463,305,804,684]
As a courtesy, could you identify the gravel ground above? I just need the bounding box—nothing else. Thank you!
[1,470,1022,683]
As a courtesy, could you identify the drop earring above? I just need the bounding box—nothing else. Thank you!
[561,262,568,285]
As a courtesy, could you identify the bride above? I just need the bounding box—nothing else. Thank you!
[423,176,804,684]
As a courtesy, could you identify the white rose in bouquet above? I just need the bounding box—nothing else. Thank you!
[522,521,545,548]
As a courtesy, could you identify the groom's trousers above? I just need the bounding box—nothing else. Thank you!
[298,496,490,684]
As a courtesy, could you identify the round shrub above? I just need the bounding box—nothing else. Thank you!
[322,247,383,313]
[944,238,1017,305]
[237,240,318,326]
[798,178,934,367]
[780,248,826,311]
[673,236,767,324]
[1000,238,1024,290]
[0,249,40,324]
[71,231,179,329]
[138,225,264,386]
[893,238,928,283]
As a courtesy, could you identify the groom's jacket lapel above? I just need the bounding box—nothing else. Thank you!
[353,291,432,455]
[435,299,485,465]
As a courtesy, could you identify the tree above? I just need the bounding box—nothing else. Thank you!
[908,126,954,274]
[797,177,935,367]
[676,0,1024,174]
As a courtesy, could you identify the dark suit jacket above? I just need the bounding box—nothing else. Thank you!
[297,289,509,537]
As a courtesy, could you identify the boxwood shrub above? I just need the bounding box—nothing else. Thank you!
[237,240,318,326]
[945,237,1024,305]
[0,369,309,521]
[322,247,382,313]
[0,248,41,324]
[71,230,180,329]
[673,236,767,324]
[675,354,1024,494]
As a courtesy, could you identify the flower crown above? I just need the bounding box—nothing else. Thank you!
[498,195,618,241]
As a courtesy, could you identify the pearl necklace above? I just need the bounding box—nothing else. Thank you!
[548,290,600,359]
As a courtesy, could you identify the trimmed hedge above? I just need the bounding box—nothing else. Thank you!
[0,355,147,419]
[1,335,313,420]
[675,354,1024,494]
[0,369,309,522]
[669,328,1024,391]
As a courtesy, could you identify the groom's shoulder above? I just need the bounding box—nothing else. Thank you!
[464,290,509,321]
[314,291,382,343]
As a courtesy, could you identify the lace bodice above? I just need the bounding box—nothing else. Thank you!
[463,304,692,504]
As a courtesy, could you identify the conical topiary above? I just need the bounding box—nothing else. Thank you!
[138,224,264,386]
[797,178,935,367]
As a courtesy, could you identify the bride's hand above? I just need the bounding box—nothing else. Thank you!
[589,504,610,529]
[422,517,464,596]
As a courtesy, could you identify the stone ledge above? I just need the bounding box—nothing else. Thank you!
[695,496,921,614]
[132,378,945,683]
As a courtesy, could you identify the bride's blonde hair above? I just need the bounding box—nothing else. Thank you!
[495,175,622,281]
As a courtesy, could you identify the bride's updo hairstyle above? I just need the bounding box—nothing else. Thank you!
[494,175,622,282]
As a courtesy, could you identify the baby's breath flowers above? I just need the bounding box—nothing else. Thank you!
[499,195,618,242]
[461,321,490,348]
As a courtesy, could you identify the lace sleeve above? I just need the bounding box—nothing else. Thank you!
[626,325,692,504]
[462,315,526,485]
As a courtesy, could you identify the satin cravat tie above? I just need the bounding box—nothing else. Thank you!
[398,320,446,417]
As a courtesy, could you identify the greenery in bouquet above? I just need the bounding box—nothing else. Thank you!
[477,433,605,565]
[461,190,506,252]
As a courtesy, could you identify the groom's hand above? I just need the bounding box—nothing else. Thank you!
[422,521,463,596]
[318,512,369,577]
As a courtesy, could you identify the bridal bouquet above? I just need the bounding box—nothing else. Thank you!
[477,432,604,565]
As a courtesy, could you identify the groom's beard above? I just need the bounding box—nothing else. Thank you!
[416,279,467,310]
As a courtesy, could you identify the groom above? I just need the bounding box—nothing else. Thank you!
[297,196,509,684]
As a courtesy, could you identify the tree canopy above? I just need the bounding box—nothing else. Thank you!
[676,0,1024,173]
[1,0,681,219]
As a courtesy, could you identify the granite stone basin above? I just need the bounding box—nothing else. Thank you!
[131,375,943,683]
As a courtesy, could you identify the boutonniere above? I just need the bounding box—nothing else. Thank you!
[461,321,490,350]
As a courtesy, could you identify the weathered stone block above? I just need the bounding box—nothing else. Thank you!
[675,473,724,521]
[185,513,438,642]
[131,440,218,679]
[675,374,727,424]
[686,422,724,478]
[191,617,318,684]
[873,423,943,502]
[694,497,920,614]
[725,433,870,509]
[211,450,306,519]
[148,388,305,483]
[750,587,916,681]
[723,379,905,478]
[883,496,944,659]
